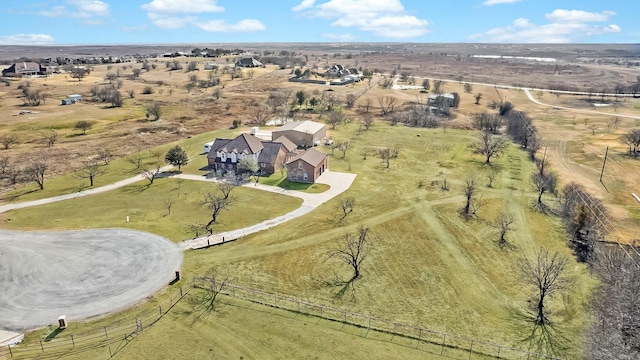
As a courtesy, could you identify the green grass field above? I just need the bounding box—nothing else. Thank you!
[1,178,302,241]
[2,121,595,359]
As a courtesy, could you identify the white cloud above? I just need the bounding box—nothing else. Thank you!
[39,0,110,19]
[142,0,264,32]
[322,33,356,41]
[147,13,196,29]
[0,34,55,45]
[195,19,265,33]
[469,8,621,43]
[293,0,430,39]
[545,9,615,23]
[482,0,520,5]
[292,0,316,12]
[141,0,223,14]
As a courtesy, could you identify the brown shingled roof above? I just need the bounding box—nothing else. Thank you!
[287,147,327,167]
[211,133,263,155]
[272,136,297,152]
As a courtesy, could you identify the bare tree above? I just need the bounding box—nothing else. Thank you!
[433,80,444,94]
[620,128,640,157]
[475,131,507,165]
[462,177,476,217]
[126,150,146,170]
[142,164,162,185]
[464,83,473,93]
[474,93,482,105]
[362,113,373,130]
[486,169,497,188]
[77,161,105,187]
[97,148,114,165]
[377,96,397,116]
[201,191,234,234]
[337,196,355,224]
[345,93,357,108]
[379,148,391,168]
[25,156,47,190]
[0,155,8,174]
[1,134,19,150]
[532,171,558,207]
[217,172,238,199]
[495,212,514,248]
[249,106,270,125]
[520,249,569,325]
[163,196,176,216]
[45,131,58,147]
[328,225,370,281]
[337,140,351,159]
[327,110,347,130]
[193,268,231,312]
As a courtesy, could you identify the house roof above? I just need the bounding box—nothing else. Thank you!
[257,142,283,165]
[235,58,262,66]
[206,138,231,158]
[287,147,327,167]
[208,134,264,157]
[272,136,297,152]
[275,120,326,135]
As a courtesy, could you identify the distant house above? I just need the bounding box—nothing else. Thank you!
[286,148,328,183]
[2,62,47,77]
[271,121,327,148]
[235,57,262,68]
[428,93,455,107]
[324,64,351,78]
[207,133,297,175]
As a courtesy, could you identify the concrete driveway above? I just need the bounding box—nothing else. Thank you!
[178,170,357,249]
[0,229,182,332]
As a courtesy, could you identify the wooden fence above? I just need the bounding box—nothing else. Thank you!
[204,280,561,360]
[0,286,188,359]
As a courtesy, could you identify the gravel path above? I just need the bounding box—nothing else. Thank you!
[0,228,182,332]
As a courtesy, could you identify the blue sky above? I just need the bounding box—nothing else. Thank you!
[0,0,637,45]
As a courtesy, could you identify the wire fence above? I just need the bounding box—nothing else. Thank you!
[0,286,188,359]
[193,279,560,360]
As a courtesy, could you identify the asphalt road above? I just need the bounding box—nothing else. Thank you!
[0,228,182,332]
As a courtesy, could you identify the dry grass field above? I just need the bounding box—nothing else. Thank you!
[1,44,639,359]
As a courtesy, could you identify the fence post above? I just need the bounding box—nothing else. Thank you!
[274,294,277,307]
[159,305,162,316]
[441,334,446,355]
[71,334,75,347]
[298,300,300,312]
[417,329,422,348]
[180,286,183,297]
[104,326,108,339]
[40,340,44,353]
[8,344,12,357]
[469,340,474,360]
[368,317,371,329]
[139,319,143,332]
[344,311,347,323]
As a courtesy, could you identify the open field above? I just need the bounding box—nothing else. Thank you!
[1,43,639,359]
[3,122,596,358]
[1,178,302,242]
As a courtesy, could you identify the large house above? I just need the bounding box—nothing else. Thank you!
[286,148,328,183]
[2,62,47,77]
[324,64,351,78]
[235,58,262,68]
[207,133,297,175]
[271,121,327,148]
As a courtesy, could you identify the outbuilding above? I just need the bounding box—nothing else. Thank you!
[271,120,326,148]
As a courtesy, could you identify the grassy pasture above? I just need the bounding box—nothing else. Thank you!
[2,121,595,358]
[1,178,302,242]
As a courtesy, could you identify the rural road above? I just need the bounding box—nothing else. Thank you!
[522,88,640,120]
[0,228,182,332]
